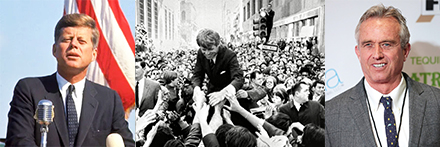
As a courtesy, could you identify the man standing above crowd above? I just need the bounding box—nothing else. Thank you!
[326,4,440,146]
[265,4,275,42]
[191,29,244,131]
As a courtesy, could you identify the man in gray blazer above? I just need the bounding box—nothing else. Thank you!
[326,4,440,147]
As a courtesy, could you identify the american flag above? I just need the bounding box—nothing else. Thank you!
[64,0,135,117]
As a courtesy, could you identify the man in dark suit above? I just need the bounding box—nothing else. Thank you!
[6,14,134,147]
[265,4,275,42]
[135,58,161,117]
[326,4,440,146]
[279,82,325,132]
[191,29,244,131]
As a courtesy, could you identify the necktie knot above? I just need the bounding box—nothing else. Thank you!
[68,85,75,95]
[380,96,392,109]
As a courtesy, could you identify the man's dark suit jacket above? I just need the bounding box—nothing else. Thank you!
[326,72,440,146]
[278,100,325,129]
[6,73,135,147]
[191,45,244,93]
[137,78,161,117]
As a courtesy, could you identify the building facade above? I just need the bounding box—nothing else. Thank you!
[241,0,325,53]
[136,0,180,51]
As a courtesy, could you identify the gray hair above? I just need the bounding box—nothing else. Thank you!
[355,4,410,49]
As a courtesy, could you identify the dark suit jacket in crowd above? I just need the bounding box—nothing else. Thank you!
[326,72,440,147]
[137,78,161,117]
[279,100,325,129]
[191,44,244,93]
[6,73,134,147]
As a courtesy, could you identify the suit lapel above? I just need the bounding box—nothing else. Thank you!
[346,79,377,146]
[140,79,152,109]
[45,74,70,147]
[406,74,425,146]
[75,80,98,146]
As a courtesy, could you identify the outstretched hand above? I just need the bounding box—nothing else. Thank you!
[208,91,226,106]
[224,95,243,112]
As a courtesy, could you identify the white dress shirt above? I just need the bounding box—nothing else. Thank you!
[56,72,85,122]
[365,74,409,147]
[136,77,146,106]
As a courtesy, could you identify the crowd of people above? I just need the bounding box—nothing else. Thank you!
[135,27,325,147]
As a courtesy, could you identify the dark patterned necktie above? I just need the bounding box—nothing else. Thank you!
[136,81,139,108]
[380,96,399,147]
[66,85,78,147]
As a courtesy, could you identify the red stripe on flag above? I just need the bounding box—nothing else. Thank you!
[107,0,135,54]
[74,0,135,110]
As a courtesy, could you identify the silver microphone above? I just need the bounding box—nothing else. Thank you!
[34,99,54,147]
[35,99,54,125]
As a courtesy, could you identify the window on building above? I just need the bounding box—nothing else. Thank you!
[169,11,172,40]
[258,0,263,11]
[147,0,152,38]
[247,2,250,19]
[139,0,144,24]
[165,9,168,39]
[252,0,255,15]
[181,11,186,22]
[243,7,246,22]
[154,1,158,39]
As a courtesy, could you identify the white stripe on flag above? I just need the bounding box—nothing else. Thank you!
[90,0,135,90]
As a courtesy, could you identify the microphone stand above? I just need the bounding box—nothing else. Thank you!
[40,125,49,147]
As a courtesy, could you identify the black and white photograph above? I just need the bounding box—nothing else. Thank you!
[135,0,325,146]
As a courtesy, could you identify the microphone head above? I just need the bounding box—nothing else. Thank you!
[34,100,54,126]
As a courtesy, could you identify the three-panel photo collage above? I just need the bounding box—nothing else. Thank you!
[2,0,440,146]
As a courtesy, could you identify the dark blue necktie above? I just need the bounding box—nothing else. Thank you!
[380,96,399,147]
[66,85,78,147]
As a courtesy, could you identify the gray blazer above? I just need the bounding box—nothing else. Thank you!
[326,72,440,147]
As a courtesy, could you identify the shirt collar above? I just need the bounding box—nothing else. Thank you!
[290,98,307,111]
[365,73,406,111]
[56,72,86,96]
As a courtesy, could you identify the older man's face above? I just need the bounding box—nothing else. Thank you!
[355,17,410,88]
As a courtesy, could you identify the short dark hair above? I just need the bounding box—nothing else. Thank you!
[270,88,288,104]
[135,58,146,68]
[216,124,234,147]
[225,126,257,147]
[291,82,308,96]
[312,80,325,88]
[301,123,325,147]
[250,70,261,80]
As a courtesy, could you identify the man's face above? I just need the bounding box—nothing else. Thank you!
[355,17,410,86]
[200,44,219,60]
[295,84,310,104]
[53,26,97,73]
[254,73,265,86]
[313,83,325,95]
[135,62,145,81]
